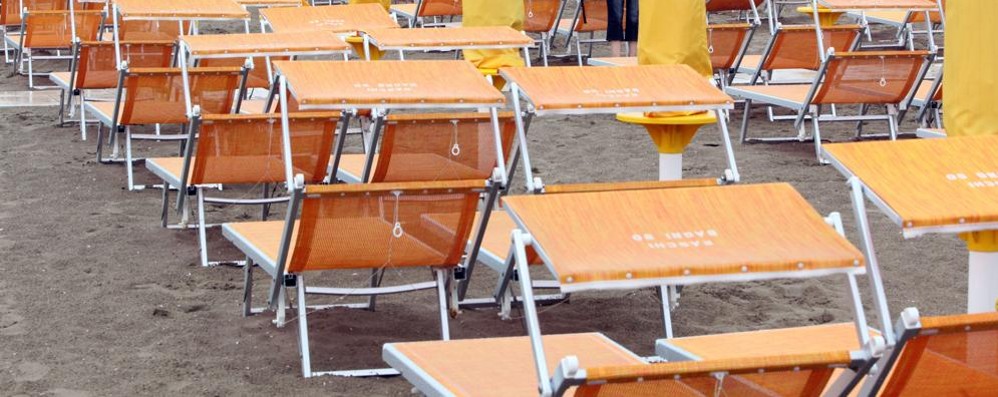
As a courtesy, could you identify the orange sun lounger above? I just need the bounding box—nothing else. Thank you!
[0,0,65,64]
[7,9,103,89]
[552,0,607,66]
[387,182,880,396]
[55,40,174,137]
[390,0,462,28]
[859,308,998,395]
[86,65,249,191]
[727,50,933,163]
[222,179,486,378]
[823,135,998,314]
[146,111,338,267]
[260,3,399,34]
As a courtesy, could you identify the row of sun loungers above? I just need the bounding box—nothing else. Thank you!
[4,0,989,395]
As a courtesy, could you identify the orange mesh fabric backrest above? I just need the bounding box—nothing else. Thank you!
[119,67,242,125]
[286,181,483,273]
[191,113,337,185]
[120,20,189,41]
[706,0,765,12]
[574,352,850,397]
[23,10,102,48]
[879,312,998,396]
[1,0,65,27]
[574,0,608,32]
[420,0,462,17]
[200,56,288,90]
[76,40,174,90]
[763,25,862,71]
[707,24,750,70]
[812,51,928,105]
[371,112,515,183]
[522,0,560,33]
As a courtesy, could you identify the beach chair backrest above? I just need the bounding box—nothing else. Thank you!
[812,51,930,106]
[119,66,244,125]
[370,112,516,183]
[761,25,862,72]
[22,10,102,49]
[189,113,338,185]
[119,20,190,41]
[417,0,462,17]
[707,23,752,71]
[75,40,174,90]
[285,181,484,273]
[0,0,64,28]
[522,0,560,33]
[873,311,998,395]
[201,56,288,90]
[571,0,608,33]
[705,0,765,12]
[556,351,856,397]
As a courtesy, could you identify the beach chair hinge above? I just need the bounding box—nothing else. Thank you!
[283,274,296,287]
[454,266,467,280]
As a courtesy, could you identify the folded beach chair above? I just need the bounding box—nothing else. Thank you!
[87,65,249,190]
[522,0,560,66]
[7,9,103,88]
[728,50,933,163]
[146,110,338,267]
[553,0,607,66]
[858,308,998,395]
[0,0,65,64]
[391,0,462,28]
[54,40,174,135]
[387,181,882,396]
[223,179,486,377]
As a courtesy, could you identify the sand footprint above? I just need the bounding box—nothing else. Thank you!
[13,362,49,382]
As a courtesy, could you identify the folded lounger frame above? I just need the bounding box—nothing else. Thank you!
[8,8,104,89]
[729,49,933,163]
[859,308,998,395]
[87,64,249,190]
[147,110,339,267]
[551,0,607,66]
[904,66,942,128]
[59,39,175,136]
[226,178,487,378]
[387,182,886,396]
[522,0,561,66]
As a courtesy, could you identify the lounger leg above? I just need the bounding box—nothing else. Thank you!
[739,99,753,143]
[366,268,385,311]
[161,184,170,228]
[58,90,66,126]
[295,275,314,378]
[261,183,272,221]
[243,258,254,317]
[886,105,899,141]
[125,127,136,190]
[79,99,87,140]
[574,36,582,66]
[197,188,210,267]
[95,125,105,162]
[435,269,451,340]
[810,108,828,165]
[26,50,33,89]
[273,286,287,327]
[657,286,674,339]
[856,103,869,138]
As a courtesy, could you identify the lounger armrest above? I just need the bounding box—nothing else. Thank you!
[550,356,584,397]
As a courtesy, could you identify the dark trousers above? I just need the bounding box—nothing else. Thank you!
[606,0,638,41]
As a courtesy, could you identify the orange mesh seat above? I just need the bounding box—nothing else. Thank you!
[222,180,486,377]
[146,112,338,267]
[740,25,863,84]
[0,0,65,29]
[335,112,515,183]
[728,50,933,163]
[89,66,248,190]
[862,309,998,395]
[521,0,561,66]
[201,56,285,90]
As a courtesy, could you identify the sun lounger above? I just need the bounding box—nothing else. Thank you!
[728,50,933,163]
[223,179,487,377]
[0,0,65,64]
[57,40,174,137]
[388,181,880,396]
[87,65,249,190]
[520,0,561,66]
[739,24,863,86]
[7,9,103,89]
[553,0,607,66]
[859,308,998,395]
[110,0,252,61]
[391,0,462,28]
[823,135,998,314]
[146,111,338,267]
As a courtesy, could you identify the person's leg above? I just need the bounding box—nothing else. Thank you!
[606,0,625,57]
[625,0,639,56]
